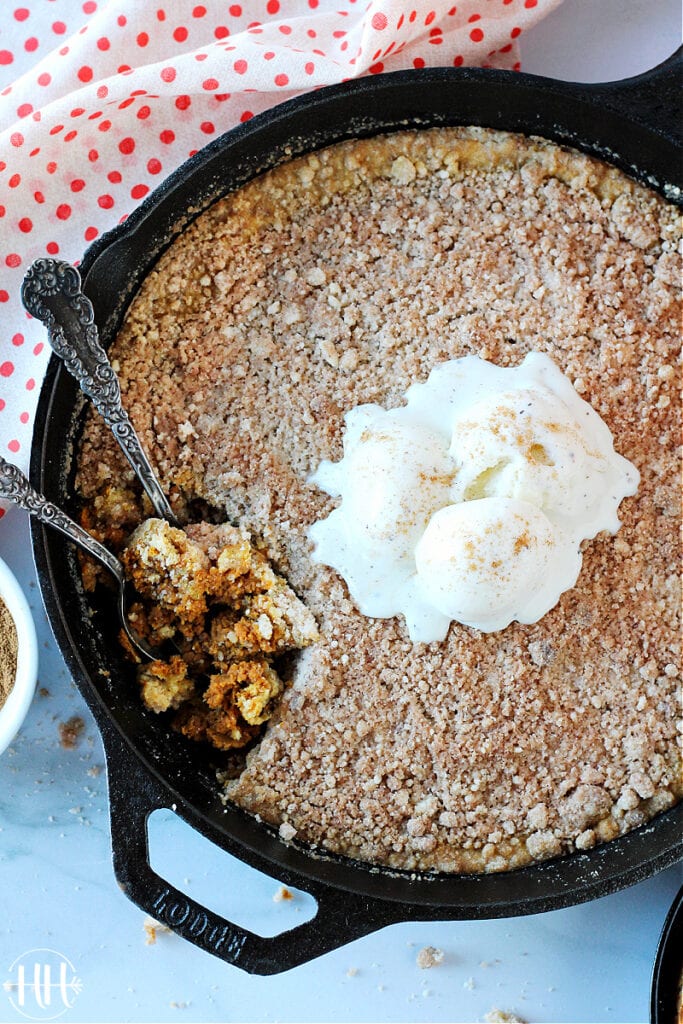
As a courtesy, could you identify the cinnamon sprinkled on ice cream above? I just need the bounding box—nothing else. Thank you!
[309,352,639,639]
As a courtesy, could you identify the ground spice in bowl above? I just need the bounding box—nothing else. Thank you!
[0,596,18,713]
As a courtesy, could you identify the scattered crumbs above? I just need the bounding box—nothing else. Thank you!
[144,916,171,945]
[87,765,102,777]
[278,822,297,842]
[377,984,385,992]
[422,989,432,998]
[464,977,475,990]
[38,687,50,698]
[416,946,444,969]
[406,941,415,948]
[273,885,294,903]
[68,806,82,815]
[58,716,85,749]
[483,1010,527,1023]
[169,1002,189,1010]
[346,967,358,978]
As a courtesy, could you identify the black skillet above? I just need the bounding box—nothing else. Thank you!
[30,51,683,974]
[651,886,683,1024]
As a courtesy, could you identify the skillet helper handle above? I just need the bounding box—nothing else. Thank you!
[21,258,178,526]
[102,719,403,974]
[586,45,682,146]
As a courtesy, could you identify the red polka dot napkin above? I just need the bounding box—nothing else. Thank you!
[0,0,561,484]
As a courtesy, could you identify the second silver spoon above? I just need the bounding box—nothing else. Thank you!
[0,456,158,663]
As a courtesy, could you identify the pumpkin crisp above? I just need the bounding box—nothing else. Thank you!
[118,517,318,747]
[76,127,681,874]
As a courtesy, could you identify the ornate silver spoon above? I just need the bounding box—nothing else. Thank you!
[21,258,178,527]
[0,456,157,662]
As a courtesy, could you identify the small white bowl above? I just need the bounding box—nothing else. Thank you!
[0,555,38,756]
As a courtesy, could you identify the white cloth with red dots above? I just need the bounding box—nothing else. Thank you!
[0,0,561,485]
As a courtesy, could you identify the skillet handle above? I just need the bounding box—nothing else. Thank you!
[101,718,404,974]
[585,45,682,146]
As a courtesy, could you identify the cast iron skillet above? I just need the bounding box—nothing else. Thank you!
[651,886,683,1024]
[31,52,683,974]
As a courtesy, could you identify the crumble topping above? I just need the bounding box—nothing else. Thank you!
[76,126,681,874]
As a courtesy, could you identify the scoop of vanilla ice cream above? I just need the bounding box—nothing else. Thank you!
[308,352,639,642]
[308,406,452,618]
[415,498,575,632]
[449,387,608,520]
[336,409,452,560]
[448,354,639,538]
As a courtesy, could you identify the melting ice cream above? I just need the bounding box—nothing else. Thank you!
[309,353,639,642]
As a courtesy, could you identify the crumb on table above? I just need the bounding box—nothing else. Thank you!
[143,916,171,945]
[58,716,85,749]
[272,885,294,902]
[416,946,444,969]
[484,1010,527,1023]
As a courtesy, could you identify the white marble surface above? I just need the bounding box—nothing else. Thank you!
[1,3,681,1022]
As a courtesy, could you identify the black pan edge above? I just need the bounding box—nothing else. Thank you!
[76,60,682,333]
[82,54,683,278]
